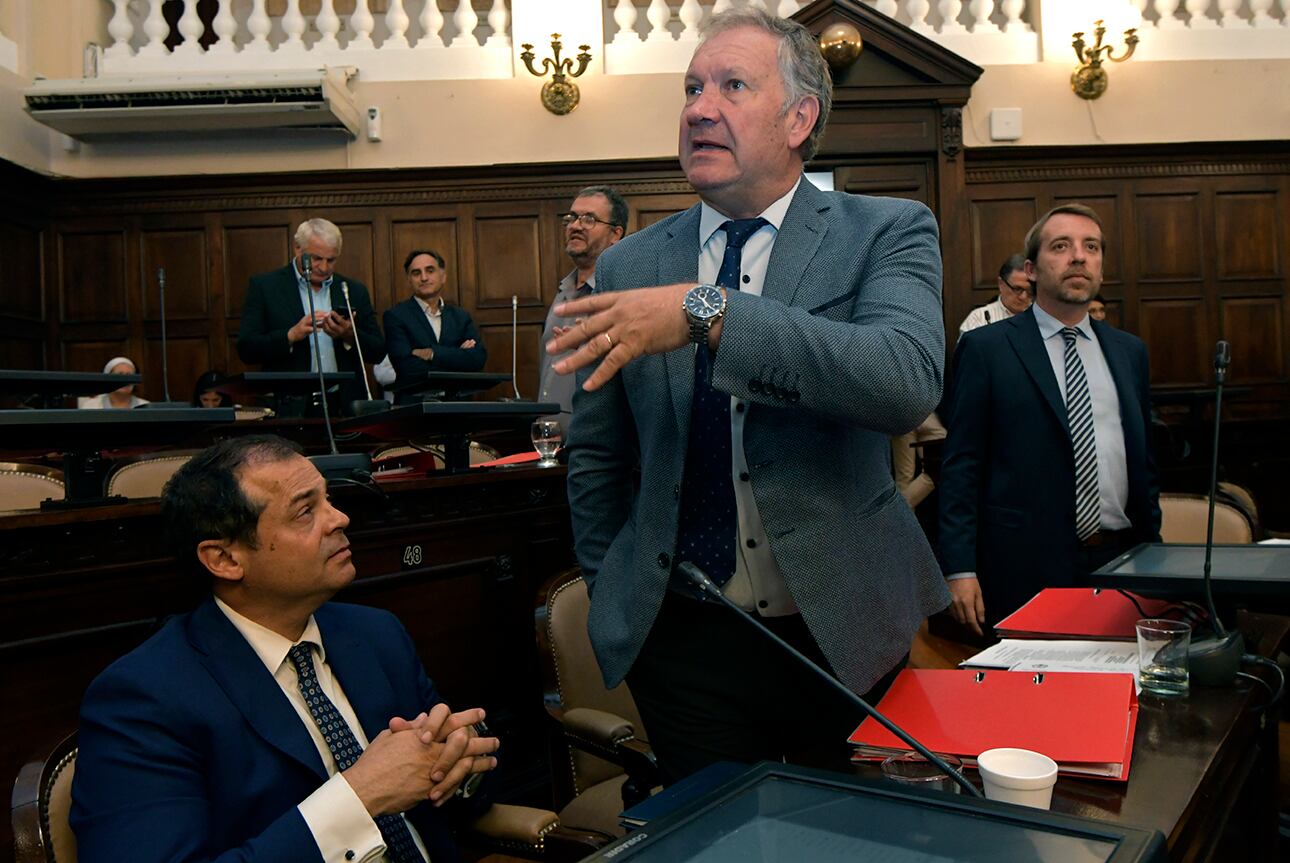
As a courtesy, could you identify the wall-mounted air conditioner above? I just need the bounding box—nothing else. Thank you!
[24,68,360,140]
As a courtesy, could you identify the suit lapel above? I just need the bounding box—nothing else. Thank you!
[187,598,328,780]
[1006,309,1069,434]
[763,180,829,308]
[660,207,703,438]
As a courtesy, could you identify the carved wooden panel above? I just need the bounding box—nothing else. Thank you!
[142,228,208,318]
[62,340,132,377]
[141,335,213,402]
[60,230,127,323]
[835,161,931,204]
[334,221,376,309]
[1139,299,1209,386]
[3,221,43,320]
[1135,194,1203,283]
[1053,194,1122,286]
[1221,297,1284,383]
[472,214,544,310]
[633,193,697,231]
[0,338,43,372]
[225,336,247,376]
[390,219,460,309]
[223,224,291,318]
[968,198,1037,290]
[1215,192,1281,280]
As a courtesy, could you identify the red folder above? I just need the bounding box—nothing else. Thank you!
[848,668,1138,781]
[995,588,1182,640]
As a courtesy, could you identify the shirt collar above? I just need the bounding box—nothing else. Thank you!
[698,176,801,249]
[415,295,444,316]
[1032,301,1092,341]
[291,259,333,294]
[215,596,326,675]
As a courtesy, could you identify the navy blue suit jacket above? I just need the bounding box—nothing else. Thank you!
[938,307,1161,625]
[383,298,487,401]
[71,598,473,863]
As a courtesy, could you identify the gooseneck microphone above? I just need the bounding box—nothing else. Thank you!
[678,561,981,797]
[341,282,388,416]
[511,295,521,399]
[1189,339,1242,686]
[158,267,171,402]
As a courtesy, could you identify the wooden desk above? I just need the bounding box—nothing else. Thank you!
[0,464,575,853]
[904,616,1286,862]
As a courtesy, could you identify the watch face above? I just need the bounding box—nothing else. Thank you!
[685,284,724,321]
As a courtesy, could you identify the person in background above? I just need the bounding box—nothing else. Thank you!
[958,253,1032,335]
[192,370,233,408]
[81,357,149,409]
[1088,294,1108,322]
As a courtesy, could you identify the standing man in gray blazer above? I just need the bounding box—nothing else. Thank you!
[546,8,949,782]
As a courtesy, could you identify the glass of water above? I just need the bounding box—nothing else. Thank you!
[531,419,563,467]
[1136,618,1191,697]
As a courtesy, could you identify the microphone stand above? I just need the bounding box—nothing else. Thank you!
[158,267,171,402]
[341,281,389,416]
[511,295,521,400]
[678,562,981,798]
[1188,340,1243,686]
[301,254,371,481]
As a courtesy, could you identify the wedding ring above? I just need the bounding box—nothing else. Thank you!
[603,332,614,350]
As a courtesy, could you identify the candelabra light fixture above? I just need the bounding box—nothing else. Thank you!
[520,34,592,116]
[1071,19,1139,100]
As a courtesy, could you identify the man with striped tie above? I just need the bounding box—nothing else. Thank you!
[939,203,1161,637]
[545,8,949,782]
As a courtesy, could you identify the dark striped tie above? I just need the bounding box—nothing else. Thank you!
[288,643,427,863]
[676,217,769,588]
[1061,327,1100,542]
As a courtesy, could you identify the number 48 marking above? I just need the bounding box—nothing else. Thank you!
[402,545,423,567]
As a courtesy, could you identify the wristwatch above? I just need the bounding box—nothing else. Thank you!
[682,283,726,344]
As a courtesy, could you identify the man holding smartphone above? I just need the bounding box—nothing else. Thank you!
[238,218,384,412]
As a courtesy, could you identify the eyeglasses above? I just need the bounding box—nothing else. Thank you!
[560,212,619,230]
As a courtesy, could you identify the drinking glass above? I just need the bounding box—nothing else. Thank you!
[1136,618,1191,697]
[531,420,562,467]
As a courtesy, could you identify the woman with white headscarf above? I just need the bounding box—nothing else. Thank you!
[80,357,150,409]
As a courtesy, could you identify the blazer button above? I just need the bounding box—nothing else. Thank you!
[746,538,757,549]
[673,483,680,500]
[787,390,800,404]
[658,552,671,569]
[739,471,750,482]
[749,379,762,394]
[735,402,746,414]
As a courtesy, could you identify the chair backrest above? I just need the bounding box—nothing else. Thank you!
[103,451,197,499]
[537,570,646,795]
[12,732,77,863]
[1159,492,1254,544]
[0,463,65,514]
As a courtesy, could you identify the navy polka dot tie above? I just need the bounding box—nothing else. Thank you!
[289,643,426,863]
[676,217,768,590]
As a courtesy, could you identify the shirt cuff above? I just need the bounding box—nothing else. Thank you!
[298,773,386,863]
[945,572,977,581]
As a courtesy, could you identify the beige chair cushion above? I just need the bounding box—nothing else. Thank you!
[46,749,78,863]
[0,467,64,513]
[1159,493,1253,544]
[105,454,193,499]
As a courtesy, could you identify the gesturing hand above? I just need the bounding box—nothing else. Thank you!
[544,284,697,391]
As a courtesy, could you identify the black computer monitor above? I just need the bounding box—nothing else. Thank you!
[1087,543,1290,611]
[587,762,1164,863]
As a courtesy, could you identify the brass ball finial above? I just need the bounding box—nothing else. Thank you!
[819,22,863,72]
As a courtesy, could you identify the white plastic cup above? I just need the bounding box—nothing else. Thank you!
[977,748,1058,809]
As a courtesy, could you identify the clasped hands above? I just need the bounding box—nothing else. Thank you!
[545,283,708,392]
[343,704,499,816]
[289,311,354,344]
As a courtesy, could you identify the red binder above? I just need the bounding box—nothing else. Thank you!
[995,588,1182,640]
[848,668,1139,781]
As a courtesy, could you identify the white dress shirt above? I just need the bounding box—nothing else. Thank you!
[1031,303,1131,530]
[697,178,800,616]
[214,598,431,863]
[416,296,444,341]
[958,297,1015,334]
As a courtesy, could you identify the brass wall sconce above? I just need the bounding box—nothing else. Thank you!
[1071,20,1139,100]
[818,21,863,73]
[520,34,592,116]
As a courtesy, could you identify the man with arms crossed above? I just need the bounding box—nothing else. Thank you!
[72,435,498,862]
[939,205,1160,635]
[547,10,949,782]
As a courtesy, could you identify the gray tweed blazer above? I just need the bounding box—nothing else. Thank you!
[565,178,951,696]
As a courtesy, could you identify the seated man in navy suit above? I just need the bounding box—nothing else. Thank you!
[383,250,487,403]
[72,435,499,862]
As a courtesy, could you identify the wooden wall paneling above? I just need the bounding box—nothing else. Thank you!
[967,196,1038,290]
[471,203,546,314]
[630,193,698,232]
[3,219,44,321]
[221,216,294,320]
[62,339,132,376]
[1139,299,1210,386]
[1214,190,1281,281]
[834,161,932,203]
[141,223,209,318]
[331,216,377,308]
[539,197,571,305]
[1134,191,1205,284]
[1221,297,1284,383]
[143,336,214,403]
[58,224,129,324]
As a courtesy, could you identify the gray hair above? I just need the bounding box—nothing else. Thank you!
[699,8,833,162]
[294,218,343,254]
